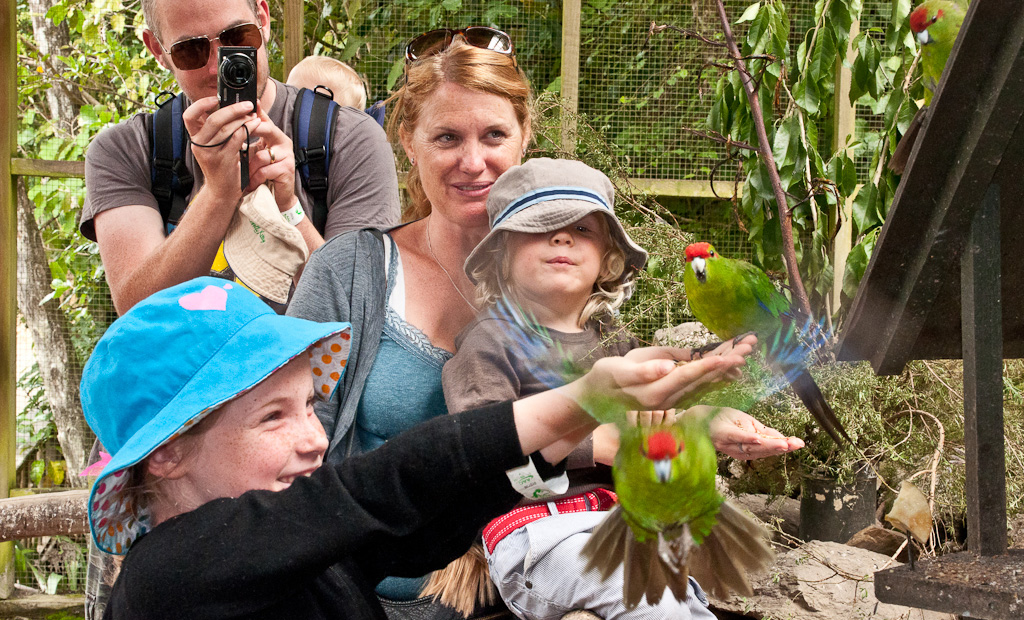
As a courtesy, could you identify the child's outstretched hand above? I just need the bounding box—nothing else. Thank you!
[513,345,754,460]
[571,341,753,421]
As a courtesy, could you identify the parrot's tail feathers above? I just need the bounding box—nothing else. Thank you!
[888,106,927,175]
[689,501,774,599]
[790,369,853,445]
[582,505,631,581]
[419,543,497,618]
[582,506,693,609]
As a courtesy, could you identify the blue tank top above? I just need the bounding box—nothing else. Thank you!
[354,240,453,600]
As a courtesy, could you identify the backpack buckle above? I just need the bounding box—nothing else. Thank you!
[304,145,327,163]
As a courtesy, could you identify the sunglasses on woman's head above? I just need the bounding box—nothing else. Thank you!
[163,23,263,71]
[405,27,515,64]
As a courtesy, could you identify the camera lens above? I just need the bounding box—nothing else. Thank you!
[220,53,255,87]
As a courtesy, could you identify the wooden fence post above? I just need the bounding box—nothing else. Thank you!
[1,0,19,598]
[559,0,581,154]
[283,0,304,81]
[830,21,859,315]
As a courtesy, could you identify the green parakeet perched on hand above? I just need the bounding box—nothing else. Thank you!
[911,0,967,105]
[682,242,852,445]
[581,414,774,608]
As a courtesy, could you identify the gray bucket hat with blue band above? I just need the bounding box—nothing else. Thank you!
[464,158,648,284]
[81,277,352,555]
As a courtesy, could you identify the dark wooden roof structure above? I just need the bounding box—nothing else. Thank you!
[836,0,1023,617]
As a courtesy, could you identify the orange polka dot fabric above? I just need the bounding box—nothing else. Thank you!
[309,330,351,400]
[89,403,223,555]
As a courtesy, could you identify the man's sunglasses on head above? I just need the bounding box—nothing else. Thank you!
[162,23,263,71]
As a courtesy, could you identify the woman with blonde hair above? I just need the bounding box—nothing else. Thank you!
[288,28,798,619]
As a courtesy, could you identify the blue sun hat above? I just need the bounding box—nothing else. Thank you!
[81,277,352,555]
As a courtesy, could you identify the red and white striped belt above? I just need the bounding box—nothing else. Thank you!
[483,488,617,553]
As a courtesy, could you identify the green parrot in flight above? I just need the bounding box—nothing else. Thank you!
[498,302,773,608]
[682,242,852,445]
[910,0,967,105]
[581,413,774,608]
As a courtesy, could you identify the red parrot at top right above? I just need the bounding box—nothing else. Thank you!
[910,0,967,105]
[889,0,967,173]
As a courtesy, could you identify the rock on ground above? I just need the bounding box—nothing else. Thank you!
[710,540,955,620]
[654,322,716,349]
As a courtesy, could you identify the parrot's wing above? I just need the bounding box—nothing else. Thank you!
[687,501,775,599]
[491,298,626,426]
[733,259,791,321]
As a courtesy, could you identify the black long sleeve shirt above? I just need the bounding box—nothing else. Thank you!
[104,402,534,620]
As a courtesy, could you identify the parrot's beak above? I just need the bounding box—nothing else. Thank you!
[916,29,932,46]
[654,459,673,483]
[692,257,707,284]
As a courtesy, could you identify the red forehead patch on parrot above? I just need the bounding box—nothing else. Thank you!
[909,6,933,33]
[685,242,712,262]
[645,431,681,460]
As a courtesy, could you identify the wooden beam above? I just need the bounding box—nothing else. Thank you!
[830,21,858,315]
[10,158,84,179]
[961,184,1007,556]
[2,0,18,504]
[0,490,90,543]
[627,178,741,198]
[282,0,304,81]
[1,0,18,597]
[559,0,581,153]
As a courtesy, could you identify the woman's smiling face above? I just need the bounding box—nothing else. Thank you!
[401,82,529,227]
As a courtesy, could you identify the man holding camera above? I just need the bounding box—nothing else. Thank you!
[81,0,400,314]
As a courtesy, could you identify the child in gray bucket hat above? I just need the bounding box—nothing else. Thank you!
[437,158,723,618]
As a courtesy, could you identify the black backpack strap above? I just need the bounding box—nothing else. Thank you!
[293,86,338,237]
[150,92,194,233]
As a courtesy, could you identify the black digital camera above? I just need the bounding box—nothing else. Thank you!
[218,46,258,109]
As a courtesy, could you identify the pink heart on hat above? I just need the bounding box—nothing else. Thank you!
[179,285,228,311]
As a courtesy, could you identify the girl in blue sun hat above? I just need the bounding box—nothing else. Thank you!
[82,276,755,619]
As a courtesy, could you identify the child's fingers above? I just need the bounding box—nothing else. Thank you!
[630,356,733,410]
[625,346,691,364]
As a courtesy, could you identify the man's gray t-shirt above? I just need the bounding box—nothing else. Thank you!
[81,78,400,241]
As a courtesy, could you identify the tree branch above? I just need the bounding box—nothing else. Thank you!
[713,0,811,315]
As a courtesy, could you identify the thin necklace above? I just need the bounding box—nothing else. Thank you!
[425,222,477,313]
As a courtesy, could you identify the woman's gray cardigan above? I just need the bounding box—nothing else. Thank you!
[287,229,388,463]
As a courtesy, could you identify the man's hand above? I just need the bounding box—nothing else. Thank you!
[183,97,261,205]
[247,103,298,212]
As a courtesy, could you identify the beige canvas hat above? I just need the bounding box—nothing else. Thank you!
[464,158,648,284]
[223,185,309,304]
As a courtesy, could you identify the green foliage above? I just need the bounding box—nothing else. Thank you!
[293,0,562,96]
[14,536,86,595]
[714,357,1024,533]
[703,0,922,316]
